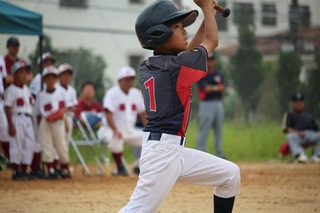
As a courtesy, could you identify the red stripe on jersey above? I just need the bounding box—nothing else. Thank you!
[177,66,207,136]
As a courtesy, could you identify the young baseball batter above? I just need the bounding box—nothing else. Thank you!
[4,60,36,180]
[57,63,78,149]
[35,66,70,179]
[119,0,240,212]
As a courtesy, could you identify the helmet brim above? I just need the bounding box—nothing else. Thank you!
[163,10,198,28]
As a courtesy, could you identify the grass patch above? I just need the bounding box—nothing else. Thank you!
[69,119,289,164]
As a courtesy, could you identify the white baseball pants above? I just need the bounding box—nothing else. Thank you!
[9,114,35,165]
[97,126,143,153]
[0,102,9,142]
[38,119,69,164]
[119,132,241,213]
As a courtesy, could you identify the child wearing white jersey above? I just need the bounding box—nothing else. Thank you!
[57,63,77,149]
[35,66,70,179]
[0,55,9,167]
[4,60,35,180]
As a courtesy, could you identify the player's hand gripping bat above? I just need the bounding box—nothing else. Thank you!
[214,4,231,17]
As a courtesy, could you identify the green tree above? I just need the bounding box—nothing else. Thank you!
[230,18,264,121]
[28,34,60,74]
[305,50,320,118]
[29,35,109,102]
[59,48,109,102]
[276,52,302,113]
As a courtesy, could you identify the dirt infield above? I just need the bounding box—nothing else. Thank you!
[0,162,319,213]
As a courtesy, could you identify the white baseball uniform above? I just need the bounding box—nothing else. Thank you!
[35,86,69,164]
[98,86,144,153]
[4,84,35,165]
[29,73,46,153]
[0,56,9,142]
[56,83,77,147]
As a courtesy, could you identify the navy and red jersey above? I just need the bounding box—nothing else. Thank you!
[282,111,319,132]
[197,71,224,101]
[139,46,208,136]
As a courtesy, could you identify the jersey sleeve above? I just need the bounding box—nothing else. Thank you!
[0,56,7,79]
[103,90,116,113]
[282,112,293,132]
[177,46,208,87]
[4,87,15,107]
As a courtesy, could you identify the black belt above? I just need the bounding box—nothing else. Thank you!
[148,132,185,146]
[17,113,31,117]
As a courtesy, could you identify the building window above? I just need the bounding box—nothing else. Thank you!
[233,3,254,25]
[216,0,228,31]
[59,0,88,8]
[262,3,277,26]
[129,55,143,74]
[130,0,143,4]
[299,5,310,27]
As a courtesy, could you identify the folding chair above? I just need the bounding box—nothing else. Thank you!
[70,112,111,176]
[279,140,315,160]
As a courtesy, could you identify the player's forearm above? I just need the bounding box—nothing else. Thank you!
[139,111,148,127]
[106,112,117,132]
[4,107,14,128]
[201,5,219,54]
[187,21,205,50]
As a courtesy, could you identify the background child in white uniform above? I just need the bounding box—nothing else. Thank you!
[35,66,70,179]
[57,63,77,150]
[4,60,35,180]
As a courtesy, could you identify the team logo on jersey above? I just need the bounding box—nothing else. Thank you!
[16,98,24,106]
[119,104,125,111]
[44,103,52,111]
[132,104,137,111]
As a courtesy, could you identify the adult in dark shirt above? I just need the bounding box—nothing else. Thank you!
[282,93,320,163]
[75,82,105,129]
[195,54,226,158]
[4,37,19,89]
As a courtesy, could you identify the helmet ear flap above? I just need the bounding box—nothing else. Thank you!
[144,24,173,49]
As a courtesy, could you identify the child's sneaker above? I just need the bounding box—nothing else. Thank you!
[311,155,320,163]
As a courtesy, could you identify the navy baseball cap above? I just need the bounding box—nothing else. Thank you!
[7,37,20,47]
[291,93,304,101]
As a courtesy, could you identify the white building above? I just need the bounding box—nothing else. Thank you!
[1,0,319,84]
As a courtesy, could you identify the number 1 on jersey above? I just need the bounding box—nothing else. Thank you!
[144,77,156,112]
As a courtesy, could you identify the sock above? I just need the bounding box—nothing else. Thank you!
[46,162,55,174]
[112,153,123,166]
[1,142,10,160]
[11,163,20,173]
[61,163,69,173]
[214,195,235,213]
[53,159,61,170]
[21,164,28,173]
[31,152,41,172]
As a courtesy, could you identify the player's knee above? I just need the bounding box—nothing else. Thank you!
[225,162,241,196]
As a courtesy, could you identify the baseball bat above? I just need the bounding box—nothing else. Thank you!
[214,5,231,18]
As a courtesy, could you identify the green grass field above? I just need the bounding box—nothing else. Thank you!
[69,119,291,165]
[185,120,285,161]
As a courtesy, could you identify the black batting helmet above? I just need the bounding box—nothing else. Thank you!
[135,0,198,50]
